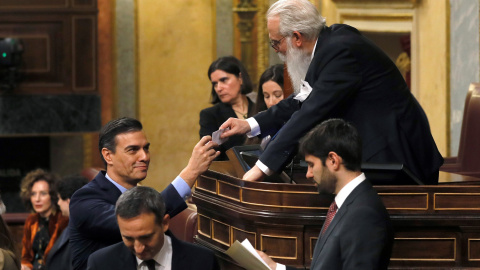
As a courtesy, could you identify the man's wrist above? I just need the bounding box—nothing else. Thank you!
[246,117,261,137]
[172,175,192,200]
[256,160,274,176]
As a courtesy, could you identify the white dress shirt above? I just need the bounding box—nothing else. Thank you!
[136,234,172,270]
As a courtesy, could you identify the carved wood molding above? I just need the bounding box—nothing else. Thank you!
[332,0,418,8]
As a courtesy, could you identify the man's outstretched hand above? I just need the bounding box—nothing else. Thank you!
[219,118,251,138]
[242,165,265,182]
[180,136,220,187]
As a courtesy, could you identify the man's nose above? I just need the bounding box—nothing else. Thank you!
[306,168,313,179]
[139,149,149,162]
[134,241,145,254]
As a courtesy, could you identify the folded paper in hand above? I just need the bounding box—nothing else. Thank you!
[212,127,230,145]
[225,239,272,270]
[293,80,313,102]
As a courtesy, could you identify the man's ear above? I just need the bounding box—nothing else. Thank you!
[292,31,303,47]
[162,214,170,232]
[327,152,342,171]
[102,148,114,165]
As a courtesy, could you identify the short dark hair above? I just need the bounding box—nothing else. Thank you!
[207,56,253,104]
[20,168,59,212]
[115,186,166,225]
[56,175,89,200]
[99,117,143,166]
[255,64,285,113]
[299,119,362,171]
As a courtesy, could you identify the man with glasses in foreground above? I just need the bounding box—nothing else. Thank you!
[220,0,443,185]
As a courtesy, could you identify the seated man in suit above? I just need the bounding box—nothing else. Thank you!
[87,186,219,270]
[258,119,394,270]
[69,117,220,270]
[45,175,88,270]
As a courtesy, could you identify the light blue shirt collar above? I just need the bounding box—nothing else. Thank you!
[105,172,128,194]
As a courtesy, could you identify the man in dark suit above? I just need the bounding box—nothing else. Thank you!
[45,175,88,270]
[69,117,220,270]
[87,186,219,270]
[220,0,443,184]
[258,119,394,269]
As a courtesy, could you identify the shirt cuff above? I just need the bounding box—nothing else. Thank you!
[246,117,261,137]
[172,175,192,200]
[276,263,286,270]
[256,160,274,176]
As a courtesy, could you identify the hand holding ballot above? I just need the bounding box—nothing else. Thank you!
[212,128,230,145]
[226,239,273,270]
[219,117,251,138]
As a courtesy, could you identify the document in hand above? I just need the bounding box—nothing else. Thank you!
[225,239,272,270]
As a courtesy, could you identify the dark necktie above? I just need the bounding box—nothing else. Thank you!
[321,201,338,235]
[144,259,156,270]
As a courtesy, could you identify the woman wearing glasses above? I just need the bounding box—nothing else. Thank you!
[200,56,255,160]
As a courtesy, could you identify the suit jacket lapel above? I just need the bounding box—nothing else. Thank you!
[311,201,348,266]
[169,231,187,269]
[96,171,122,203]
[311,181,371,267]
[118,243,138,269]
[49,227,69,258]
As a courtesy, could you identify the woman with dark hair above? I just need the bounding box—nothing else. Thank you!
[0,194,21,270]
[19,169,68,270]
[200,56,255,160]
[254,64,285,113]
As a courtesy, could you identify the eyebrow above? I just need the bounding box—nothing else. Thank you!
[122,232,155,240]
[124,142,150,151]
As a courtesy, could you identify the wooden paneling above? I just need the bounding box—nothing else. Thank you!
[72,15,96,91]
[0,0,67,8]
[0,0,97,94]
[194,168,480,269]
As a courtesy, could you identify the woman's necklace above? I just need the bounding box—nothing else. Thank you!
[233,97,248,119]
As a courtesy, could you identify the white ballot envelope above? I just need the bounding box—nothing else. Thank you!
[212,128,230,145]
[225,239,272,270]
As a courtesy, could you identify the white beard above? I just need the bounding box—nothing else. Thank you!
[278,38,312,94]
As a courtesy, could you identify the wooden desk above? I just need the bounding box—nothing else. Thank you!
[193,168,480,269]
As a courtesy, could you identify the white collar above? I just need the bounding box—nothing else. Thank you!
[136,234,172,270]
[311,39,318,60]
[334,173,366,209]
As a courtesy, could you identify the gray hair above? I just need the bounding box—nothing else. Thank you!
[267,0,326,41]
[115,186,166,225]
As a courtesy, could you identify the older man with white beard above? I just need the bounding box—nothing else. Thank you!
[220,0,443,185]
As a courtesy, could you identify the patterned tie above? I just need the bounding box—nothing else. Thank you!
[144,259,156,270]
[321,201,338,235]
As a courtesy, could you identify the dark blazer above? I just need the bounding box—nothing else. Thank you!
[86,231,220,270]
[255,24,443,184]
[45,227,71,270]
[69,171,187,270]
[288,180,394,270]
[200,97,254,161]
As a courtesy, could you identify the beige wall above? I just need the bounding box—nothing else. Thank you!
[415,0,449,156]
[136,0,215,190]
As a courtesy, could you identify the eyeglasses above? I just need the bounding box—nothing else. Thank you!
[269,36,286,50]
